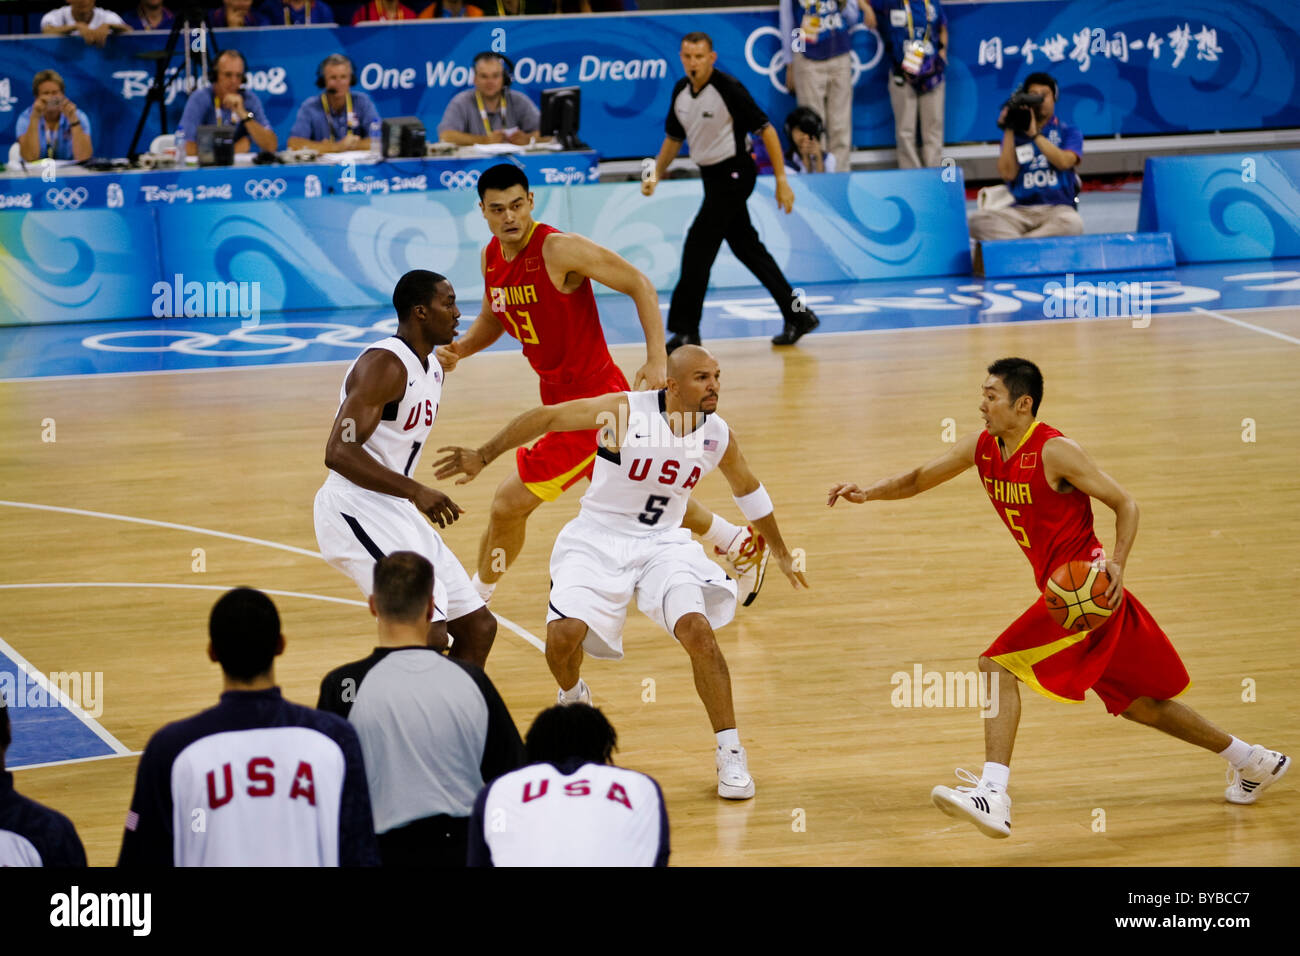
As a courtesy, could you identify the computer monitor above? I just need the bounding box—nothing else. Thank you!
[539,87,587,150]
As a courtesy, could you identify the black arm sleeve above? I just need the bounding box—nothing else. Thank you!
[714,73,769,135]
[116,738,176,867]
[664,78,687,140]
[459,663,527,783]
[316,666,352,719]
[651,777,670,868]
[46,815,88,867]
[335,725,381,867]
[466,784,494,867]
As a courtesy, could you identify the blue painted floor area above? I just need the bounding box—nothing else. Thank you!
[2,258,1298,380]
[1,650,116,769]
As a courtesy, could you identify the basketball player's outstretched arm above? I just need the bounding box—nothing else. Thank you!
[827,432,979,504]
[543,232,668,390]
[435,249,505,372]
[433,393,631,484]
[324,350,464,528]
[1042,436,1136,607]
[718,431,809,589]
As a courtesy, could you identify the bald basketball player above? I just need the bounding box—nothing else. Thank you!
[829,357,1290,837]
[435,345,809,799]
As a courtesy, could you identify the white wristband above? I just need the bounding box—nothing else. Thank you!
[734,485,773,521]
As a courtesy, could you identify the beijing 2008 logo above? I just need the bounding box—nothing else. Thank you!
[744,23,883,92]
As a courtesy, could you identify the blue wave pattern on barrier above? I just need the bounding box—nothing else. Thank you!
[1140,151,1300,262]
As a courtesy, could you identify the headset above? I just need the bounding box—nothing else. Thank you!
[473,51,515,86]
[208,49,249,86]
[316,53,357,89]
[784,106,826,144]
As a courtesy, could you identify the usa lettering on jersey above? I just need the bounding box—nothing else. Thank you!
[519,776,634,810]
[205,756,318,809]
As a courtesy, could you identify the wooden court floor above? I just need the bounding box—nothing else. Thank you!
[1,307,1297,866]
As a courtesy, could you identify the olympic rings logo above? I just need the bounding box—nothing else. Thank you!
[244,178,287,200]
[46,187,89,210]
[81,320,401,358]
[743,24,884,93]
[439,169,481,190]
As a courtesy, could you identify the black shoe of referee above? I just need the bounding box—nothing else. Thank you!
[666,331,702,354]
[771,310,820,346]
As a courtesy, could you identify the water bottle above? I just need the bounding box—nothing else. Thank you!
[173,127,185,167]
[369,120,382,161]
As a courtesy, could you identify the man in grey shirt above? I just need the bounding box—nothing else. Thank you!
[318,551,526,866]
[438,52,542,147]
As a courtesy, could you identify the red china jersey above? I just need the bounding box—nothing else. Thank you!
[975,421,1104,592]
[484,222,625,404]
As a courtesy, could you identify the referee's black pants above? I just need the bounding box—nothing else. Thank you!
[668,157,800,337]
[377,814,469,867]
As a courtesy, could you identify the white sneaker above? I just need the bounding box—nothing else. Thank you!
[1225,746,1290,804]
[715,526,769,607]
[716,745,755,799]
[556,679,592,706]
[932,768,1012,838]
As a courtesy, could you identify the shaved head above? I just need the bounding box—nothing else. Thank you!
[667,344,715,381]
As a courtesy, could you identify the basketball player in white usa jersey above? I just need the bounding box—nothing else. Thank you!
[314,270,497,667]
[436,345,809,798]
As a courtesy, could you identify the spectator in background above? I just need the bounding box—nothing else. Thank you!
[260,0,335,23]
[778,0,869,172]
[318,552,526,867]
[438,52,541,147]
[121,0,174,31]
[873,0,948,168]
[16,70,93,163]
[0,696,88,866]
[118,588,379,866]
[288,54,381,153]
[41,0,131,45]
[483,0,552,13]
[968,72,1083,239]
[468,705,669,867]
[418,0,484,17]
[179,49,278,155]
[211,0,269,26]
[353,0,420,22]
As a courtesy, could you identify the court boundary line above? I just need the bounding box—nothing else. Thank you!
[0,580,546,653]
[10,751,144,773]
[2,304,1295,385]
[1191,306,1300,346]
[0,633,133,758]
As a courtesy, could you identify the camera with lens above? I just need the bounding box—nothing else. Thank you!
[999,91,1045,135]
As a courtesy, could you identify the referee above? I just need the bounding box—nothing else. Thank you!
[318,551,526,866]
[643,31,819,351]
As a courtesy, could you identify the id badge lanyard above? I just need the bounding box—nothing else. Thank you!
[322,90,356,141]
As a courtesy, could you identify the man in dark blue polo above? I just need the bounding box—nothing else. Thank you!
[178,49,278,156]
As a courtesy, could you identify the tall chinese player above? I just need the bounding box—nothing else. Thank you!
[434,164,769,620]
[828,357,1288,837]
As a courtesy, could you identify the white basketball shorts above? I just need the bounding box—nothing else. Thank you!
[313,477,484,624]
[546,514,737,660]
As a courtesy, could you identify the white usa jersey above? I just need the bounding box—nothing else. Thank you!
[329,336,444,488]
[580,390,729,537]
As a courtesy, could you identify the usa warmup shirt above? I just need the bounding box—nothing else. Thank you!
[318,647,525,833]
[118,688,379,867]
[468,758,669,866]
[665,69,771,168]
[0,770,86,866]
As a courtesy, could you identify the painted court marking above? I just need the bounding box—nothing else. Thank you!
[1192,306,1300,346]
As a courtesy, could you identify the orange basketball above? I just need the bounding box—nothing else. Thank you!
[1044,560,1114,632]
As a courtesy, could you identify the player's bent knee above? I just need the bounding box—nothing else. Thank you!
[1121,697,1159,723]
[491,476,545,523]
[547,618,587,652]
[673,612,717,654]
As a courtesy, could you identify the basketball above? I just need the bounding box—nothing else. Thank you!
[1044,561,1114,632]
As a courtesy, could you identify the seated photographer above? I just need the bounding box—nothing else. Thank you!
[752,106,837,175]
[288,54,381,154]
[16,70,93,163]
[40,0,131,45]
[179,50,278,157]
[437,52,541,147]
[968,72,1083,240]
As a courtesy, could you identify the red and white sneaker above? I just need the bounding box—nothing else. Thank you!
[715,526,769,607]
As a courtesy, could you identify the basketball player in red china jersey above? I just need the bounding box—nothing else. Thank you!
[828,358,1289,838]
[435,164,771,611]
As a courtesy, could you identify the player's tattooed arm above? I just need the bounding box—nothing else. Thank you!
[543,232,668,390]
[1042,437,1136,606]
[324,351,463,527]
[828,432,978,505]
[435,249,505,372]
[718,429,809,590]
[434,393,631,485]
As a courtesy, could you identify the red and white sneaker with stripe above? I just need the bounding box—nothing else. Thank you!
[715,525,769,607]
